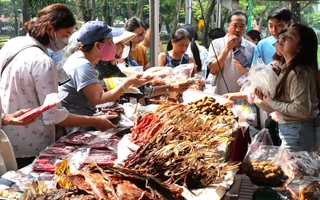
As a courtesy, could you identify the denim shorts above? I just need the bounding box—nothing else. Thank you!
[279,118,315,153]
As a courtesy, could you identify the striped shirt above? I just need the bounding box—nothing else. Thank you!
[208,35,256,95]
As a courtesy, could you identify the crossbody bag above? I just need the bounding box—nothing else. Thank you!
[1,45,44,77]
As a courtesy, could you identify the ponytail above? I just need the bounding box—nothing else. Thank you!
[190,38,202,72]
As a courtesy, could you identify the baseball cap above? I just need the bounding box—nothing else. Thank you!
[77,21,124,45]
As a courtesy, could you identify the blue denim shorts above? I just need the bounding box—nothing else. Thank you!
[279,118,315,153]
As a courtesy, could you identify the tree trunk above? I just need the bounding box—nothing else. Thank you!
[110,0,120,25]
[202,1,216,48]
[258,11,265,32]
[127,0,133,18]
[165,21,171,35]
[76,0,84,21]
[22,0,29,35]
[102,0,109,23]
[135,0,144,19]
[172,0,182,32]
[291,1,301,24]
[91,0,96,20]
[11,0,18,37]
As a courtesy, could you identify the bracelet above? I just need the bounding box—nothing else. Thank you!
[121,84,127,92]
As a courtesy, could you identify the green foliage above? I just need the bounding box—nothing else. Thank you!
[160,34,171,41]
[28,0,69,17]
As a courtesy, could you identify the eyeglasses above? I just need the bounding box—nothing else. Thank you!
[136,31,145,38]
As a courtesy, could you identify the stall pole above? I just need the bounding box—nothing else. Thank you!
[149,0,159,67]
[185,0,192,24]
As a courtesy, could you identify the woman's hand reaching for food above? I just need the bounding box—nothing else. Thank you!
[126,73,153,87]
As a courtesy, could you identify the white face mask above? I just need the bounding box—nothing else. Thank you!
[121,45,131,59]
[48,32,68,52]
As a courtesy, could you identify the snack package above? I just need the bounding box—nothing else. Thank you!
[299,179,320,200]
[278,151,319,180]
[15,92,68,121]
[104,77,141,94]
[62,131,97,145]
[32,155,62,172]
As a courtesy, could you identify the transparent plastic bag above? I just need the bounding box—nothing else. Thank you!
[237,58,279,102]
[242,145,289,187]
[231,104,256,133]
[250,128,274,153]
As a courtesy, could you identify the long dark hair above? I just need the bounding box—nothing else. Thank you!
[274,24,320,110]
[23,4,76,46]
[182,24,202,72]
[124,16,146,32]
[166,28,191,51]
[246,30,263,44]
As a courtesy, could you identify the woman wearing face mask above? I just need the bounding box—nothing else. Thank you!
[0,4,121,169]
[59,21,151,133]
[94,34,191,103]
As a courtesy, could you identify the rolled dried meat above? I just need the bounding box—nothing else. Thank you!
[16,103,57,121]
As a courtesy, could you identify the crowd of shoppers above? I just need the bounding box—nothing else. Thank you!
[0,3,319,171]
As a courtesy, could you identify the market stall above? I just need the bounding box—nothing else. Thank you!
[0,63,319,199]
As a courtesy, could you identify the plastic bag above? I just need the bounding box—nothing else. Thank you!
[231,104,256,134]
[242,145,289,187]
[237,58,279,102]
[15,92,68,121]
[298,179,320,200]
[250,128,274,153]
[280,151,319,179]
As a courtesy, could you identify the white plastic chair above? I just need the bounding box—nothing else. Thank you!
[0,130,17,176]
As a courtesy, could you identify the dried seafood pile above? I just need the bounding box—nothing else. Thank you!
[126,100,240,189]
[25,161,186,200]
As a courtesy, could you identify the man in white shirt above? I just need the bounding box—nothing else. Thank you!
[208,11,256,95]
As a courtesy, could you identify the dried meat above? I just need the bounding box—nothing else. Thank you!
[85,138,119,150]
[81,150,117,167]
[33,155,61,172]
[41,142,79,155]
[63,131,97,145]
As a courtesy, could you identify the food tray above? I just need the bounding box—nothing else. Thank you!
[248,175,286,188]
